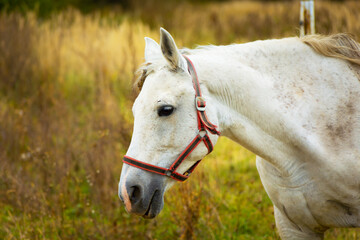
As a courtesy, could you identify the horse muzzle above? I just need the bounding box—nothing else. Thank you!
[118,167,165,219]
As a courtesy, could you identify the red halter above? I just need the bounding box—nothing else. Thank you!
[123,56,220,182]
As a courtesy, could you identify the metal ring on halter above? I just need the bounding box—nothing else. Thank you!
[165,170,172,177]
[198,129,207,138]
[195,96,206,111]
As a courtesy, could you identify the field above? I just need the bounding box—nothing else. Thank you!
[0,1,360,239]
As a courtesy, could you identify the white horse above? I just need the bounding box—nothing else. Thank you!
[119,28,360,239]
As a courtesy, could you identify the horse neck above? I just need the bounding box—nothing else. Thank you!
[189,40,307,173]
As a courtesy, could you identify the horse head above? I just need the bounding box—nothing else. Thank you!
[118,28,220,218]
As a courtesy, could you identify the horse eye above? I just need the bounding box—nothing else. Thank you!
[158,105,174,117]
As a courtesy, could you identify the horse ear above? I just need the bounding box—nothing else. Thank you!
[160,28,187,71]
[144,37,161,62]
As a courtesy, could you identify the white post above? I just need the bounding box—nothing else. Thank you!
[300,0,315,37]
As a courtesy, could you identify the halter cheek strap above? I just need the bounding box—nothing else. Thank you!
[123,56,220,182]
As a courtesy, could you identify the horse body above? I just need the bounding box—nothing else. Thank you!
[186,39,360,238]
[119,29,360,239]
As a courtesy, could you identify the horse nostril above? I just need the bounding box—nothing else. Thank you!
[128,185,142,203]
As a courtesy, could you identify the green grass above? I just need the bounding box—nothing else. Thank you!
[3,137,355,239]
[0,137,278,240]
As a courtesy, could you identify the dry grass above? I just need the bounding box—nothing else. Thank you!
[131,1,360,45]
[0,1,359,239]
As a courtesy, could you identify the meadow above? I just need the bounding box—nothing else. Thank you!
[0,1,360,239]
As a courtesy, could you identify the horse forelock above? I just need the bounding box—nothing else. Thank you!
[134,62,157,91]
[134,57,173,91]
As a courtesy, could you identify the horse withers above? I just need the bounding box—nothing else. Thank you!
[119,28,360,239]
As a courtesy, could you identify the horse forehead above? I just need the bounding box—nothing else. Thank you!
[133,71,190,112]
[150,69,188,87]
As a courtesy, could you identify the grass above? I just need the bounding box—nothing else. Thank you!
[0,1,360,239]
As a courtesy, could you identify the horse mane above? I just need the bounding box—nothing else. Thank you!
[135,34,360,91]
[301,33,360,66]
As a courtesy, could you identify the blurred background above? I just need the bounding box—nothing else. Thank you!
[0,0,359,239]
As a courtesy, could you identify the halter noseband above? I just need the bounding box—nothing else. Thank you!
[122,56,220,182]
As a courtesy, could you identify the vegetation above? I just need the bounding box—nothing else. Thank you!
[0,1,359,239]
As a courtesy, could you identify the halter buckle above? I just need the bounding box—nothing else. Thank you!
[195,96,206,111]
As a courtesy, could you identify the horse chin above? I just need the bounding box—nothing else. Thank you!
[142,190,164,219]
